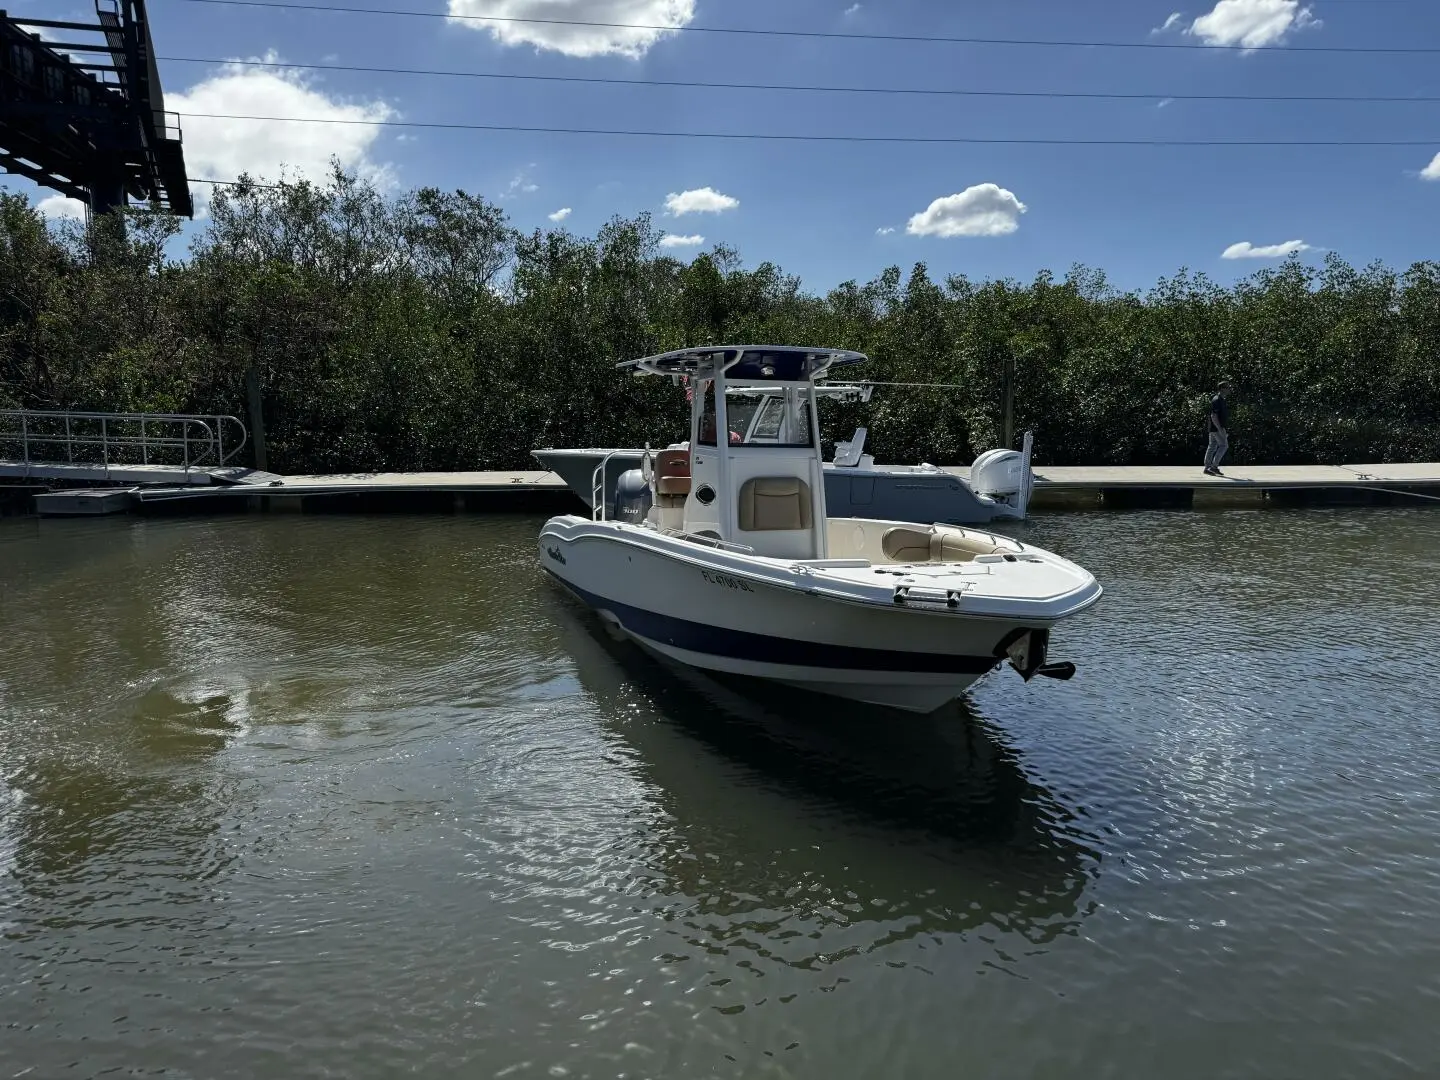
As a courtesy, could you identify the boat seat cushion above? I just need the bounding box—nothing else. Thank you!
[737,477,813,531]
[930,530,1000,561]
[881,526,933,563]
[655,450,691,496]
[880,526,1002,563]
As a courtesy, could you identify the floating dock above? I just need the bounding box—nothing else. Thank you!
[13,468,576,517]
[31,488,139,516]
[7,460,1439,518]
[946,462,1440,507]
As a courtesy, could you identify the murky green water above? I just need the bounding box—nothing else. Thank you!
[2,507,1439,1078]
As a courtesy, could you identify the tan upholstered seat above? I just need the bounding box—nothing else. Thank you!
[655,450,691,496]
[881,526,933,563]
[929,530,1000,561]
[880,525,1001,564]
[737,477,813,531]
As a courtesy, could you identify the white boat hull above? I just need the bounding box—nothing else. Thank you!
[540,519,1071,714]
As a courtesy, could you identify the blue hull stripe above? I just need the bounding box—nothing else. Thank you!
[548,571,1001,675]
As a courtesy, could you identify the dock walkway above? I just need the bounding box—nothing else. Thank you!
[133,469,568,504]
[4,465,571,516]
[946,462,1440,492]
[7,459,1438,517]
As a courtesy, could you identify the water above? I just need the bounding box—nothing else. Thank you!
[2,507,1439,1079]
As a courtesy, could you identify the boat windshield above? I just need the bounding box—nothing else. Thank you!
[692,381,816,448]
[729,392,814,448]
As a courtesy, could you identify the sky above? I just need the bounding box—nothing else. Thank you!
[6,0,1440,293]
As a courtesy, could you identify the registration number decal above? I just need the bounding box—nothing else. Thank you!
[701,569,754,592]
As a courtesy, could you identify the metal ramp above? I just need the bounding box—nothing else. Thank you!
[0,409,249,486]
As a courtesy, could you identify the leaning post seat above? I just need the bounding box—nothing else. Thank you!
[737,477,813,532]
[655,449,691,498]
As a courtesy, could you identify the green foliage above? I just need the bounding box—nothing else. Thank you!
[2,168,1437,471]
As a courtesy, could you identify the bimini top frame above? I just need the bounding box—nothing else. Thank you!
[619,346,868,385]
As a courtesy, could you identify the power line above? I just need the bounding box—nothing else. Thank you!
[156,55,1440,105]
[175,0,1440,54]
[170,112,1440,145]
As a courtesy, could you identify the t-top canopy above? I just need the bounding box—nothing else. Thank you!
[619,345,868,383]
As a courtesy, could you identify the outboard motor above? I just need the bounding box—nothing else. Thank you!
[969,431,1034,519]
[611,468,653,523]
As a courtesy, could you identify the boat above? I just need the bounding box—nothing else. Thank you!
[538,345,1102,714]
[532,382,1034,525]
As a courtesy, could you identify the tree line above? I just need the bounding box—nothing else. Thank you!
[2,166,1437,474]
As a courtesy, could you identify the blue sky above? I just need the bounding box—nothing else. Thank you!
[8,0,1440,292]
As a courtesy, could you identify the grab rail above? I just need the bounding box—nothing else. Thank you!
[591,449,631,521]
[665,529,755,555]
[0,410,249,469]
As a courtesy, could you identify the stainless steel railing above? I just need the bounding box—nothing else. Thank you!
[0,410,249,469]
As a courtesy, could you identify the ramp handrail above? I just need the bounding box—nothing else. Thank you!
[0,410,249,469]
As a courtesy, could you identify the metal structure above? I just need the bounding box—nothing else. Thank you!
[0,409,247,469]
[0,1,191,217]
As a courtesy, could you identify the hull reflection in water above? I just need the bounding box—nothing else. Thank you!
[552,600,1102,960]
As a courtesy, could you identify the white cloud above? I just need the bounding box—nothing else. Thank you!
[1152,11,1184,33]
[499,166,540,199]
[875,226,895,235]
[1421,153,1440,181]
[447,0,695,59]
[35,194,86,222]
[905,183,1027,238]
[663,187,739,216]
[843,3,861,14]
[548,206,572,222]
[659,233,705,248]
[168,53,396,212]
[1188,0,1317,49]
[1221,239,1311,259]
[1157,98,1175,108]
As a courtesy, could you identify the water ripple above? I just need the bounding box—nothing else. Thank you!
[2,509,1440,1078]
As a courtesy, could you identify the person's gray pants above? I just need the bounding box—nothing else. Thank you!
[1205,429,1229,469]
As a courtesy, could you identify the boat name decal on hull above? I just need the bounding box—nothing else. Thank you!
[544,544,567,565]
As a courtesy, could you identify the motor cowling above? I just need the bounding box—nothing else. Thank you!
[970,448,1026,501]
[611,468,653,522]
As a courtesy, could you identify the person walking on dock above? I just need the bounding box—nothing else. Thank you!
[1204,380,1232,476]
